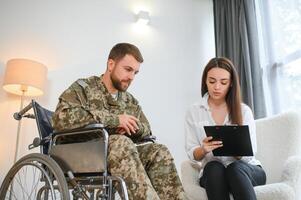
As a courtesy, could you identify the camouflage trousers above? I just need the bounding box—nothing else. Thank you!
[108,135,186,200]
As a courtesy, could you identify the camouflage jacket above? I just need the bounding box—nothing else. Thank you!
[51,76,151,143]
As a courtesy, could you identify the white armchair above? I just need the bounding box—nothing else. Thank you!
[181,111,301,200]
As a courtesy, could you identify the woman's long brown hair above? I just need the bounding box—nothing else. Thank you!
[201,57,243,125]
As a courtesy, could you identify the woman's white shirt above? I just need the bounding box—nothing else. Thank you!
[184,93,261,177]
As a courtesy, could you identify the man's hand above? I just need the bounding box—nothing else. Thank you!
[201,136,223,154]
[117,114,139,135]
[116,127,126,135]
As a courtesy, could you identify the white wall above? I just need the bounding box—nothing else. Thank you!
[0,0,215,183]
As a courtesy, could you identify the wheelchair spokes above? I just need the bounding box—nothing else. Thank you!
[6,165,60,200]
[0,153,70,200]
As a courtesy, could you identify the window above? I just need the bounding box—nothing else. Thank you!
[256,0,301,114]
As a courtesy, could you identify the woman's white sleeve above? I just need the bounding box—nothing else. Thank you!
[184,109,201,161]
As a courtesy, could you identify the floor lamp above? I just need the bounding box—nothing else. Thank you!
[2,58,47,164]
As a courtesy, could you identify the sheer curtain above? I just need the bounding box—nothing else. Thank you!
[256,0,301,115]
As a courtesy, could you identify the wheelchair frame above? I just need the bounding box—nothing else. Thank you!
[0,100,129,200]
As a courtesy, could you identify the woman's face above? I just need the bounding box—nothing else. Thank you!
[206,67,231,101]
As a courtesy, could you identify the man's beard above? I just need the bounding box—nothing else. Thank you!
[110,73,131,92]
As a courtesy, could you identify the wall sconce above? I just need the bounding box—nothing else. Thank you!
[136,10,150,25]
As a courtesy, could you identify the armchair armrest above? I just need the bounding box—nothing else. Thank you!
[281,155,301,192]
[181,160,207,200]
[181,160,200,186]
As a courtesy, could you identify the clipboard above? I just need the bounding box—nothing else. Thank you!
[204,125,253,156]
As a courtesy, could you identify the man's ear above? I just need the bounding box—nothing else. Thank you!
[107,59,115,72]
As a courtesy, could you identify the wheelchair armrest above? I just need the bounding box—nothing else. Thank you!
[53,123,106,134]
[52,123,108,144]
[141,135,156,143]
[84,123,105,129]
[135,135,157,146]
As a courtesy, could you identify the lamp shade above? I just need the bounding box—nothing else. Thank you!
[3,58,47,96]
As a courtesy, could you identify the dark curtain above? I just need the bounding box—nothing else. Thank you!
[213,0,266,119]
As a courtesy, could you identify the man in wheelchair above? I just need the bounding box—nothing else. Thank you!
[52,43,186,200]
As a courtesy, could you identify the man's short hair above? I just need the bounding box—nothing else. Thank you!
[108,43,144,63]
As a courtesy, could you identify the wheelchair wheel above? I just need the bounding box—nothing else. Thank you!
[0,153,70,200]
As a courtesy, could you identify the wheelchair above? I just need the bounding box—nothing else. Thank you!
[0,99,156,200]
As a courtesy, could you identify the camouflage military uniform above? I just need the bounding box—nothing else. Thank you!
[52,76,186,200]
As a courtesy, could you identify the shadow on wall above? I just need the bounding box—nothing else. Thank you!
[0,61,4,81]
[0,60,7,101]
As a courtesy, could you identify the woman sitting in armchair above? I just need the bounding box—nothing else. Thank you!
[184,57,266,200]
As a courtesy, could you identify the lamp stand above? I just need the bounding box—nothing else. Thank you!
[13,90,25,164]
[9,90,26,200]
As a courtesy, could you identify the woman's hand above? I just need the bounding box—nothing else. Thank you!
[193,136,223,160]
[201,136,223,154]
